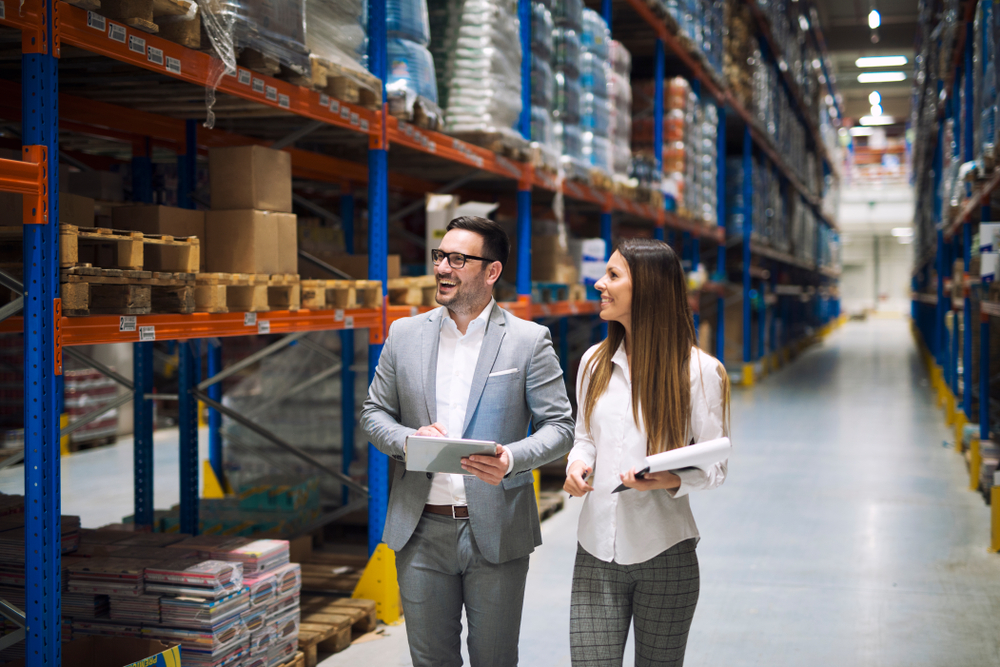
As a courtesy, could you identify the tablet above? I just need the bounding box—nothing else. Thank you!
[405,435,498,475]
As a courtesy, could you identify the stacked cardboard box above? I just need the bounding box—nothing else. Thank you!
[112,206,206,272]
[206,147,297,276]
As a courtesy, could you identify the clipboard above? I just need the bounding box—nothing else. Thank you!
[405,435,498,475]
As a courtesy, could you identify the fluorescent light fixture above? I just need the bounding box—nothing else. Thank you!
[898,236,914,244]
[856,55,908,68]
[891,227,914,237]
[860,115,895,125]
[871,104,883,116]
[869,91,881,105]
[849,127,874,136]
[868,9,880,29]
[799,15,810,31]
[858,71,906,83]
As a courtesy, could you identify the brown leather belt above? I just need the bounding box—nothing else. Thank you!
[424,504,469,519]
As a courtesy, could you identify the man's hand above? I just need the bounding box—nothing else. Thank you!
[414,423,448,438]
[619,467,681,492]
[461,444,509,486]
[564,460,593,497]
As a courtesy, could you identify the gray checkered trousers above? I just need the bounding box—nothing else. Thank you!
[569,539,699,667]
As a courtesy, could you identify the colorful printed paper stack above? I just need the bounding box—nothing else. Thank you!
[109,593,162,624]
[145,560,244,598]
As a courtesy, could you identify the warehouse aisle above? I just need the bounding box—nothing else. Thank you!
[324,317,1000,667]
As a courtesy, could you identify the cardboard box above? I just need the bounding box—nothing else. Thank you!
[532,235,579,284]
[303,253,401,280]
[7,637,179,667]
[67,170,124,201]
[62,193,96,227]
[569,238,607,286]
[205,209,279,274]
[210,145,292,212]
[113,205,205,271]
[275,212,298,274]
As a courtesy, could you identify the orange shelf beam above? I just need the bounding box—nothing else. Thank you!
[0,155,44,195]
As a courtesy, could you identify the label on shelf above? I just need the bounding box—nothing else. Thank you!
[340,107,350,121]
[253,78,264,94]
[108,23,127,44]
[278,94,290,109]
[166,57,181,75]
[344,316,355,329]
[139,326,155,342]
[410,306,418,316]
[360,119,369,132]
[334,309,345,322]
[128,35,145,55]
[87,12,105,31]
[265,86,277,102]
[238,69,251,86]
[330,99,340,114]
[569,302,579,314]
[0,3,5,20]
[244,312,257,326]
[119,316,136,332]
[350,112,359,126]
[320,94,329,106]
[257,320,270,334]
[147,46,163,67]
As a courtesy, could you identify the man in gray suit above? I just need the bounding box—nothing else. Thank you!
[361,216,574,667]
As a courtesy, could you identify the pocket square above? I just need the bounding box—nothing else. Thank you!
[488,368,519,377]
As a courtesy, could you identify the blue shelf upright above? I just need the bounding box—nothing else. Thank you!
[341,189,357,507]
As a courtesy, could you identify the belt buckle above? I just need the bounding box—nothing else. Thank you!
[452,505,468,520]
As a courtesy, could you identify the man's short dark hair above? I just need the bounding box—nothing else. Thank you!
[445,216,510,268]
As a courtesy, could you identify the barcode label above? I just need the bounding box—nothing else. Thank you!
[278,93,289,108]
[166,57,181,74]
[119,316,136,332]
[128,35,145,54]
[108,23,127,43]
[244,312,257,326]
[343,316,355,329]
[147,46,163,66]
[139,326,155,341]
[252,78,264,93]
[334,309,345,322]
[238,69,251,85]
[87,12,105,31]
[329,99,339,113]
[360,119,369,132]
[257,320,271,334]
[0,3,5,20]
[320,94,329,106]
[339,107,350,120]
[350,112,359,125]
[265,86,277,102]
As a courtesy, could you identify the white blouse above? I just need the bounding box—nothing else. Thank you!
[567,342,728,565]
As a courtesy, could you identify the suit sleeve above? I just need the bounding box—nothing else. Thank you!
[359,321,416,462]
[504,327,575,477]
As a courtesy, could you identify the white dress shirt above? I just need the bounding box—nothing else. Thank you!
[567,343,728,564]
[426,299,513,506]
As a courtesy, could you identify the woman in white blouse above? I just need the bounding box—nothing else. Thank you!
[564,238,730,667]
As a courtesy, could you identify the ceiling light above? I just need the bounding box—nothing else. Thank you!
[856,55,908,68]
[858,72,906,83]
[799,15,810,31]
[849,127,874,136]
[860,115,895,125]
[868,9,880,29]
[871,104,883,116]
[869,91,881,105]
[891,227,914,237]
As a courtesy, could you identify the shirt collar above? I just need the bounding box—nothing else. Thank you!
[441,298,495,334]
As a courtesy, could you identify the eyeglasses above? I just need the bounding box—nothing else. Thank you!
[431,249,497,269]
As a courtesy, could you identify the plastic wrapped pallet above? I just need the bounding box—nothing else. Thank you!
[579,9,611,176]
[609,40,632,177]
[530,2,558,162]
[303,0,382,106]
[432,0,522,142]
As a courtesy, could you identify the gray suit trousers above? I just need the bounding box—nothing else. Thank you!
[396,512,530,667]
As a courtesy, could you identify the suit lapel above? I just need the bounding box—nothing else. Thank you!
[422,309,441,424]
[462,304,506,436]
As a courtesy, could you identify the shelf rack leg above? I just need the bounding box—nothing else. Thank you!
[517,189,532,297]
[951,237,961,424]
[132,137,153,204]
[981,313,990,443]
[742,126,753,382]
[133,341,154,528]
[207,339,222,481]
[653,39,664,176]
[367,0,389,556]
[653,227,664,241]
[341,189,356,507]
[716,106,726,364]
[22,5,63,660]
[178,340,199,535]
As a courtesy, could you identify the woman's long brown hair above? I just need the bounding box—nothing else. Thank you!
[582,238,728,454]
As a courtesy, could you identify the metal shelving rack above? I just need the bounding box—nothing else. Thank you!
[0,1,841,662]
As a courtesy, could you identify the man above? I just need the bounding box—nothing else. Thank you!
[360,216,574,667]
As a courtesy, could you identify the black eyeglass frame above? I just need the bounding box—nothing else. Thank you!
[431,249,499,269]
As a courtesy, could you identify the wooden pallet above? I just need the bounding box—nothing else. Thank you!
[450,130,532,163]
[388,96,442,131]
[299,279,381,310]
[194,273,300,313]
[60,224,200,274]
[65,0,101,10]
[298,597,378,666]
[98,0,194,34]
[61,267,196,316]
[567,284,587,302]
[299,562,362,595]
[285,56,383,111]
[537,491,565,521]
[275,651,305,667]
[589,169,613,192]
[387,276,437,307]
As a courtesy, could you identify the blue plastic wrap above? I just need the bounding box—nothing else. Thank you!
[387,37,439,107]
[551,0,582,30]
[580,92,611,135]
[531,55,555,109]
[582,132,611,172]
[580,9,609,60]
[554,27,581,77]
[387,0,431,45]
[579,52,608,98]
[554,70,581,124]
[532,3,554,58]
[555,121,583,160]
[531,105,554,146]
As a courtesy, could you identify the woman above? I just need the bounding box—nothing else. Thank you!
[564,238,730,667]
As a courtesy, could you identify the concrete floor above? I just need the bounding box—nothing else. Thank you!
[4,318,1000,665]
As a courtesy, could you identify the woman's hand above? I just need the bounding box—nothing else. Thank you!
[564,460,594,497]
[619,467,681,492]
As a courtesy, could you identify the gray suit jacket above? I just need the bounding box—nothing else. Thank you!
[360,303,574,564]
